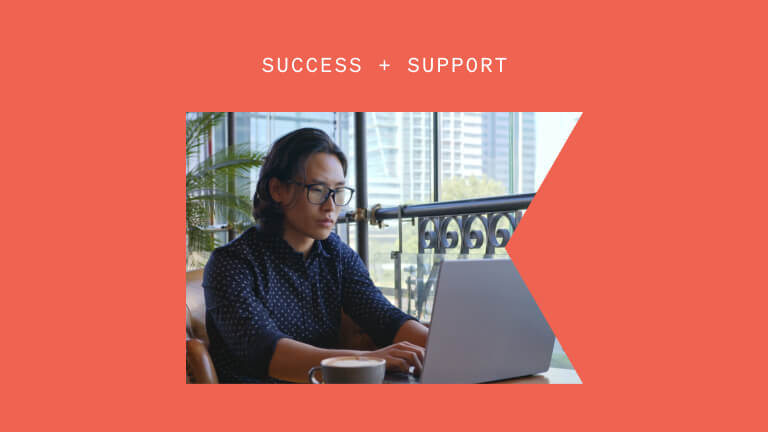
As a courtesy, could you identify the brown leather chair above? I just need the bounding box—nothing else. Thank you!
[186,337,218,384]
[187,270,209,346]
[187,270,217,383]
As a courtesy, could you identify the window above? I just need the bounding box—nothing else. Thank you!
[361,112,581,302]
[362,113,434,301]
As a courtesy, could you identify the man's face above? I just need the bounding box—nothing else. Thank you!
[280,152,346,243]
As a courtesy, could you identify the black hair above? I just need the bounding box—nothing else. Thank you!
[252,128,348,233]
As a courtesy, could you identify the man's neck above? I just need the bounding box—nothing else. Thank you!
[282,231,313,259]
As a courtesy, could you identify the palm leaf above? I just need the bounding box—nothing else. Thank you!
[186,112,225,160]
[186,112,263,254]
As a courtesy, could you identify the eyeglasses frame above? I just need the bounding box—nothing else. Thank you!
[285,180,355,207]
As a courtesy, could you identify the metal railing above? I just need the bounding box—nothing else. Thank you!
[335,193,534,320]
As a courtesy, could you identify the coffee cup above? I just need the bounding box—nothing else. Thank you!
[308,356,386,384]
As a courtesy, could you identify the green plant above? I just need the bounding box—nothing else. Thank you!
[186,112,263,258]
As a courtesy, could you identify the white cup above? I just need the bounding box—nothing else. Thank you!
[308,356,386,384]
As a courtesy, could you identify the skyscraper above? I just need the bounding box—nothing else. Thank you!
[363,112,536,205]
[511,112,537,193]
[482,112,512,189]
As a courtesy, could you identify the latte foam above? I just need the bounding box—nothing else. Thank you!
[326,358,382,367]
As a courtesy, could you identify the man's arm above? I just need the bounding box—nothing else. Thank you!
[269,337,428,382]
[204,249,290,379]
[268,339,362,383]
[338,239,422,348]
[393,319,429,347]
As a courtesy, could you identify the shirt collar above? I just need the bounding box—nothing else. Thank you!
[259,228,330,260]
[311,237,330,258]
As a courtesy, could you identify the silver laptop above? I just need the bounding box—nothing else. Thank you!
[385,258,555,384]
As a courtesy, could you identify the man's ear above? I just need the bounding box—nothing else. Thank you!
[268,178,283,204]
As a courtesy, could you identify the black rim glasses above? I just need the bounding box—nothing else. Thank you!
[286,181,355,206]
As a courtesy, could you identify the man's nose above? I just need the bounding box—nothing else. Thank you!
[322,193,337,210]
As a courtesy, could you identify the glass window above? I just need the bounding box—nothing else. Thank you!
[364,112,434,299]
[230,112,348,197]
[438,112,581,198]
[334,112,356,249]
[186,112,229,270]
[364,112,582,301]
[365,112,434,208]
[439,112,509,200]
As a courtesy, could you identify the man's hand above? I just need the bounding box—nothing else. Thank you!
[360,341,426,376]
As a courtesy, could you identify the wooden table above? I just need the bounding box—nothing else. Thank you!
[493,367,581,384]
[383,367,580,384]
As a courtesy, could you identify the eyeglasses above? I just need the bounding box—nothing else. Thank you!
[287,181,355,206]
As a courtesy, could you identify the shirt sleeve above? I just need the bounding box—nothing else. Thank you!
[203,248,289,378]
[338,242,417,348]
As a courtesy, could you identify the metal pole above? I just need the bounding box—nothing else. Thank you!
[372,193,535,220]
[335,193,534,224]
[511,112,519,194]
[354,112,368,266]
[393,206,404,309]
[432,112,440,202]
[227,112,236,242]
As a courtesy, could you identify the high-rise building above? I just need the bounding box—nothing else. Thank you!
[365,112,432,206]
[439,112,484,181]
[364,112,535,206]
[511,112,537,194]
[482,112,512,190]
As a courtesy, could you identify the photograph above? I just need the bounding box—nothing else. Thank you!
[186,112,581,384]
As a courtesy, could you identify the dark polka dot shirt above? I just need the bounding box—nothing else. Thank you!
[203,226,416,383]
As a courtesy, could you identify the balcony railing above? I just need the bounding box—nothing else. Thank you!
[335,193,534,320]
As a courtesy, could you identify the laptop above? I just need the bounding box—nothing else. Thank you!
[384,258,555,384]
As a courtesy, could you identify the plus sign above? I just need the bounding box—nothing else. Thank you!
[379,59,390,71]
